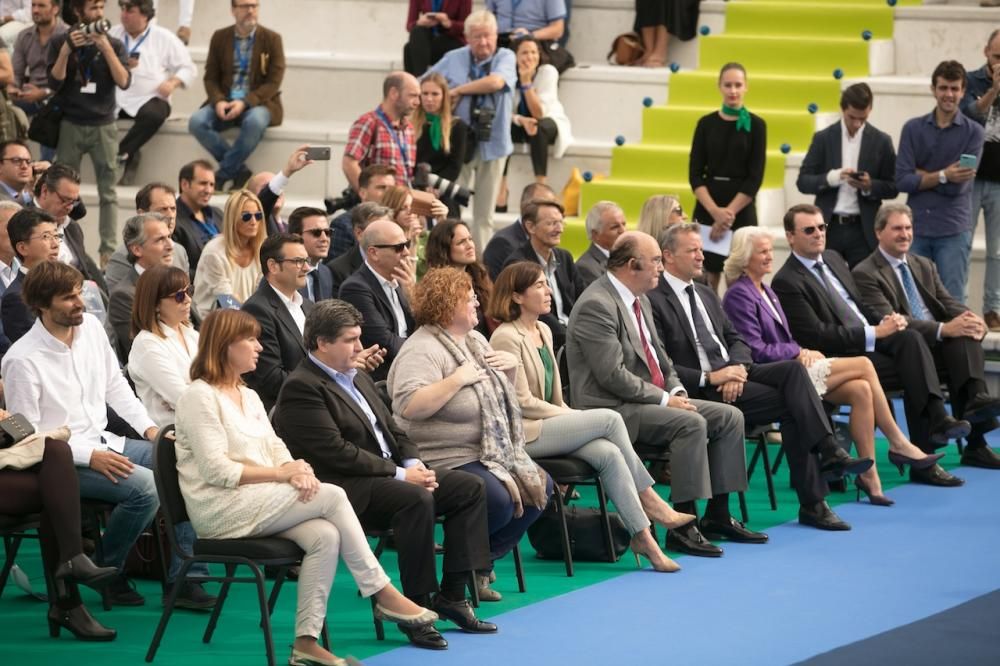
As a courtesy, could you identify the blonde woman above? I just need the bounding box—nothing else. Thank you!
[637,193,686,246]
[413,73,469,193]
[193,189,266,313]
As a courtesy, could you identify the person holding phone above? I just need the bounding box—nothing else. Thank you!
[403,0,471,76]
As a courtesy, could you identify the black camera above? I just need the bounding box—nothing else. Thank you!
[471,105,495,142]
[78,18,112,35]
[324,187,361,215]
[412,163,472,208]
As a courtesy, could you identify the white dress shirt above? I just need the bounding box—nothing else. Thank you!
[661,271,731,375]
[2,314,157,465]
[0,256,19,290]
[827,118,863,216]
[128,322,200,427]
[109,23,197,117]
[55,219,77,267]
[269,283,306,335]
[364,262,409,337]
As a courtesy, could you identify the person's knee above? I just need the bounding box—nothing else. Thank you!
[242,107,271,133]
[42,438,73,465]
[307,521,342,557]
[121,468,159,511]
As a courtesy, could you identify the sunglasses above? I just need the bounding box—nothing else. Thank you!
[801,223,827,235]
[671,206,684,216]
[305,228,332,238]
[168,285,194,303]
[373,242,410,253]
[240,211,264,223]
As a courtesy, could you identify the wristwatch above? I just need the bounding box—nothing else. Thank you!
[703,371,711,387]
[938,170,947,185]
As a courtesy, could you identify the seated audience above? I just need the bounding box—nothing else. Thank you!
[2,261,213,609]
[496,36,572,211]
[637,193,686,244]
[287,206,334,302]
[488,261,691,571]
[193,189,266,314]
[403,0,470,76]
[425,218,495,337]
[127,265,198,428]
[328,202,393,297]
[1,208,61,346]
[275,300,497,649]
[487,0,573,72]
[174,309,436,666]
[0,140,37,205]
[343,72,420,191]
[173,160,223,273]
[482,181,556,280]
[576,201,627,288]
[722,226,944,505]
[413,73,468,217]
[389,267,553,590]
[329,164,396,261]
[0,431,118,641]
[0,200,21,352]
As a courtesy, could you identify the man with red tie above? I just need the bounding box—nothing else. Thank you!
[565,230,762,558]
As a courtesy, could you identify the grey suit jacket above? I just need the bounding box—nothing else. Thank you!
[107,267,140,363]
[565,274,682,441]
[575,243,608,288]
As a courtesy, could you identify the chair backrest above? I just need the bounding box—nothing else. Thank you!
[556,345,571,407]
[151,425,190,557]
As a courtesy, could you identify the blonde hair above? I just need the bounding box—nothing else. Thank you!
[412,73,454,155]
[723,226,774,283]
[221,189,267,264]
[637,194,681,246]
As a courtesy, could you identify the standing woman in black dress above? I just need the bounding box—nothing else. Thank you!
[688,62,766,292]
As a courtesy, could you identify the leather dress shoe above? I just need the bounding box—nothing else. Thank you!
[929,416,972,445]
[698,516,768,544]
[962,395,1000,424]
[663,523,723,557]
[961,444,1000,469]
[431,595,497,633]
[400,623,448,650]
[798,501,851,531]
[819,447,873,480]
[48,604,117,641]
[910,463,964,487]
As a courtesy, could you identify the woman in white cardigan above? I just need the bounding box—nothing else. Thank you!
[495,36,574,211]
[487,262,694,573]
[128,266,200,427]
[174,310,435,666]
[192,189,266,313]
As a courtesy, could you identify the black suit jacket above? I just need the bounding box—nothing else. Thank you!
[241,281,316,412]
[796,121,898,252]
[327,246,363,297]
[299,262,334,302]
[647,275,753,392]
[339,265,415,382]
[852,249,969,346]
[502,242,586,350]
[274,357,422,514]
[483,219,528,280]
[173,197,223,273]
[108,268,139,363]
[772,250,878,356]
[0,274,32,347]
[63,220,108,297]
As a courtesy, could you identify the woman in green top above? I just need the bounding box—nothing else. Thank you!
[488,262,694,573]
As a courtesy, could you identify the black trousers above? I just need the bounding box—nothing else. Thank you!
[826,219,873,268]
[699,360,831,506]
[118,97,171,158]
[352,467,489,599]
[506,118,558,177]
[403,27,463,76]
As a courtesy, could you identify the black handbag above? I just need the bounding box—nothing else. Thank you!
[27,100,63,147]
[528,502,630,561]
[0,413,36,449]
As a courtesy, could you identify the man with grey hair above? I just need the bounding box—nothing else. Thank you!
[854,203,1000,469]
[329,202,393,296]
[107,211,174,361]
[649,223,871,532]
[274,300,494,650]
[576,200,626,288]
[567,230,753,557]
[428,10,516,248]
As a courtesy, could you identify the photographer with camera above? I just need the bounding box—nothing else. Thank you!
[427,9,515,248]
[48,0,131,268]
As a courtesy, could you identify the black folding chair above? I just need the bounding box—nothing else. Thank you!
[0,513,40,599]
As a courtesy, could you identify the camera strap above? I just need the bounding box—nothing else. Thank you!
[374,106,412,186]
[468,51,496,112]
[123,27,150,56]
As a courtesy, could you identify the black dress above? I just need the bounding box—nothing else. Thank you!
[416,118,470,216]
[688,110,767,273]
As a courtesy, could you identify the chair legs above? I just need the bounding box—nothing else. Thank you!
[0,533,25,598]
[594,481,617,564]
[550,486,574,577]
[512,543,526,593]
[204,565,234,643]
[146,559,193,663]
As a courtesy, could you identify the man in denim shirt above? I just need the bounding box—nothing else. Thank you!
[896,60,984,304]
[962,29,1000,330]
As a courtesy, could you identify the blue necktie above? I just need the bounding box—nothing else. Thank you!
[897,262,931,321]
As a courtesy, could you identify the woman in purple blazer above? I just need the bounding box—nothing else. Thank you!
[721,228,940,505]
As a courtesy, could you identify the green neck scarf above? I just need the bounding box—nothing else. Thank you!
[721,104,752,133]
[426,113,443,152]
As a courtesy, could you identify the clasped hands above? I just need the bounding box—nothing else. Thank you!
[215,99,247,121]
[281,459,320,502]
[708,364,748,404]
[403,463,439,491]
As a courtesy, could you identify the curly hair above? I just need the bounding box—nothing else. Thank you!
[411,266,473,328]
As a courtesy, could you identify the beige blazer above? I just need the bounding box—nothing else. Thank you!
[490,319,568,443]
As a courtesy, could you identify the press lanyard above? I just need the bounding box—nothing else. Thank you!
[374,106,411,186]
[123,27,150,56]
[236,33,255,75]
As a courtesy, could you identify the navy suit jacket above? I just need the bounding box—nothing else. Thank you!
[483,219,528,280]
[1,274,33,348]
[721,274,802,364]
[339,265,415,382]
[299,262,335,302]
[328,246,363,297]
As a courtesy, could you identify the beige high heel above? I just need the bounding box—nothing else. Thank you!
[631,536,681,573]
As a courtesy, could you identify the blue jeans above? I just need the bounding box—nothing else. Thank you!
[76,438,208,582]
[910,230,973,304]
[187,104,271,182]
[972,179,1000,313]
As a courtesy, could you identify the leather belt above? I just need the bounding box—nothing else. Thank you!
[831,214,861,224]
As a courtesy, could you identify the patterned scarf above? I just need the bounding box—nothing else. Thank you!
[721,104,752,133]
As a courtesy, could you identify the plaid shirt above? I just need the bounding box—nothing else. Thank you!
[344,109,416,185]
[230,31,254,100]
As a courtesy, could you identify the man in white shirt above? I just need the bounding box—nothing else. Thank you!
[111,0,196,185]
[0,0,30,53]
[1,260,215,609]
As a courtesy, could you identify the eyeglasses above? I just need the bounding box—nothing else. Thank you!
[373,242,410,253]
[801,223,828,236]
[275,257,310,268]
[0,157,31,167]
[240,211,264,223]
[53,191,79,206]
[304,228,332,238]
[233,2,258,10]
[168,285,194,303]
[28,232,63,243]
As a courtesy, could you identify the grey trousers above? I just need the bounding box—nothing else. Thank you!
[529,409,654,535]
[255,484,390,638]
[56,119,119,255]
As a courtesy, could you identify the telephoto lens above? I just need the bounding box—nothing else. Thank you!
[79,18,112,35]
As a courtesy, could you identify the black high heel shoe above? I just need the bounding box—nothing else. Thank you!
[887,451,945,475]
[47,604,117,641]
[854,476,895,506]
[54,554,118,591]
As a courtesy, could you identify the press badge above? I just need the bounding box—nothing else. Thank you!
[80,81,97,94]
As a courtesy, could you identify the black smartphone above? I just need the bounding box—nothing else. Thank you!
[304,145,332,161]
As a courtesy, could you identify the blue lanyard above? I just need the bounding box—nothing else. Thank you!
[431,0,443,11]
[123,27,150,56]
[235,33,255,74]
[374,106,411,186]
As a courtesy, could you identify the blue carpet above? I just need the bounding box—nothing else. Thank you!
[366,466,1000,666]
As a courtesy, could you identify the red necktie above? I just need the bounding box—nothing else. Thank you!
[633,298,665,389]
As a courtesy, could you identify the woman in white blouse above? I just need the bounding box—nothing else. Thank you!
[128,265,199,427]
[174,310,435,666]
[193,189,266,313]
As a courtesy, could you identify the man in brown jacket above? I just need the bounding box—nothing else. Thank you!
[187,0,284,191]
